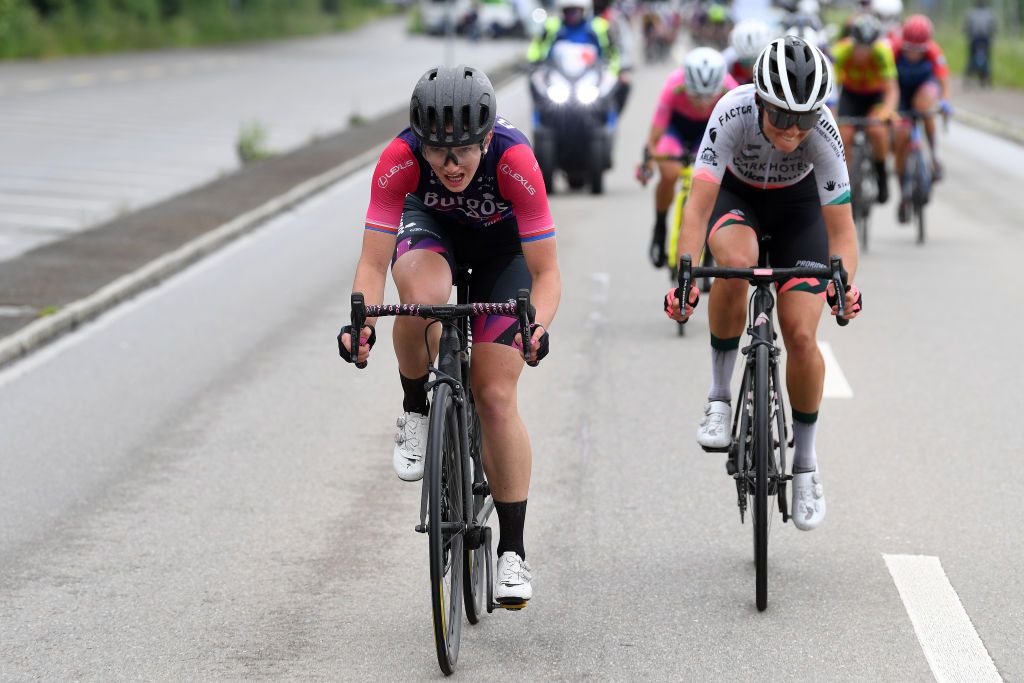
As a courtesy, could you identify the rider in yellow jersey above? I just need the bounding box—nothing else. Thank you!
[832,13,899,203]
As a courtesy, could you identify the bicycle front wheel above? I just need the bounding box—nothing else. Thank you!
[427,382,465,675]
[753,343,771,612]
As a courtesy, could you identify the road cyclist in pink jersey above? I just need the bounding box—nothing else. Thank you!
[665,37,862,530]
[638,47,738,268]
[339,65,561,605]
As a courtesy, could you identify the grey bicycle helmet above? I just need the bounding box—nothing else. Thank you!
[848,13,882,44]
[409,65,496,147]
[753,36,833,112]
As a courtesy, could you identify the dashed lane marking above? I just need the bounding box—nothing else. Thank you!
[818,340,852,398]
[883,554,1003,683]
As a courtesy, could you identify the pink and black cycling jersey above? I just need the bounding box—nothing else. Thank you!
[652,68,740,129]
[692,84,851,206]
[364,117,554,243]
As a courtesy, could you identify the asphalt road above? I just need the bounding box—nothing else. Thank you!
[0,17,525,262]
[1,63,1022,680]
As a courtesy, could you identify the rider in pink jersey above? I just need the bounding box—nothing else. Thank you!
[638,47,738,268]
[340,66,561,606]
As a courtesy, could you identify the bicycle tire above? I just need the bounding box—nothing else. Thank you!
[753,341,771,612]
[913,149,928,244]
[463,400,488,624]
[427,382,464,675]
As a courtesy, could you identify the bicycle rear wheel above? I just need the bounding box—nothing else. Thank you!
[463,400,489,624]
[427,383,465,675]
[753,342,771,612]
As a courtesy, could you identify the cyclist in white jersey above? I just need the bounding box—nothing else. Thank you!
[665,37,862,530]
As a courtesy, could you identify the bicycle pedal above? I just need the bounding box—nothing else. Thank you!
[701,445,730,453]
[472,482,490,496]
[495,600,528,611]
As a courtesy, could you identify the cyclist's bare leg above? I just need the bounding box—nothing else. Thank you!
[893,122,910,178]
[469,343,531,501]
[391,250,453,378]
[707,223,757,339]
[656,160,682,212]
[776,290,825,417]
[867,111,889,161]
[913,83,941,160]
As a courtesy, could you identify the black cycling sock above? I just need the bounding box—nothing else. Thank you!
[654,210,668,233]
[495,499,527,560]
[400,373,429,415]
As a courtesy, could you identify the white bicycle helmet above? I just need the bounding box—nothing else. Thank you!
[753,36,833,112]
[796,0,820,16]
[684,47,728,97]
[871,0,903,20]
[730,20,775,61]
[556,0,593,13]
[782,23,824,48]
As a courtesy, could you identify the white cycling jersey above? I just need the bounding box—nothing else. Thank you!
[692,84,852,206]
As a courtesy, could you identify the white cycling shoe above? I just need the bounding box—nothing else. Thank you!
[696,400,732,450]
[392,412,427,481]
[494,552,533,606]
[791,469,826,531]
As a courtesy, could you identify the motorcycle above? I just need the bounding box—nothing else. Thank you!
[530,42,618,194]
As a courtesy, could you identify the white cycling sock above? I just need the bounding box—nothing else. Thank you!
[792,419,818,473]
[708,346,739,403]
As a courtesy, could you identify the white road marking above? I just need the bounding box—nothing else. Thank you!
[107,68,133,82]
[68,73,98,87]
[883,554,1003,683]
[21,79,53,92]
[818,340,852,398]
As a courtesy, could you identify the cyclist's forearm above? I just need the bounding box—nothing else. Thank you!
[823,205,858,282]
[883,79,899,114]
[351,233,393,325]
[529,268,561,330]
[646,126,666,154]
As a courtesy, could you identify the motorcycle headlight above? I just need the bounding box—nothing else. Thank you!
[576,83,600,105]
[547,82,571,104]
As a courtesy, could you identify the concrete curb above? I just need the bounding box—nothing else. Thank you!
[0,145,385,369]
[954,108,1024,146]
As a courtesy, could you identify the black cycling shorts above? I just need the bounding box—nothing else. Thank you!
[392,194,531,346]
[706,171,829,297]
[838,89,884,118]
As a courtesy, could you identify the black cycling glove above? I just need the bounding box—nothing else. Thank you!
[526,323,549,367]
[827,283,863,315]
[663,286,700,317]
[337,324,376,363]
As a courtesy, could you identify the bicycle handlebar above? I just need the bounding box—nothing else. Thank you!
[347,289,535,368]
[677,254,850,327]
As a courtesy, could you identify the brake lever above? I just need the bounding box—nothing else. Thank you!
[516,288,533,364]
[678,253,692,323]
[830,256,849,327]
[350,292,369,368]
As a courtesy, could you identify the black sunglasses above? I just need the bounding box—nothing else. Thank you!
[762,101,822,131]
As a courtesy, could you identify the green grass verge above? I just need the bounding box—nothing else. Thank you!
[935,25,1024,89]
[0,1,398,61]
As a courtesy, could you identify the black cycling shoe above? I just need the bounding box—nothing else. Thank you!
[649,226,667,268]
[649,239,667,268]
[897,198,910,224]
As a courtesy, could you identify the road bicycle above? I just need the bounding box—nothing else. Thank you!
[642,146,714,336]
[678,244,848,611]
[837,116,885,252]
[347,272,534,675]
[897,110,939,245]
